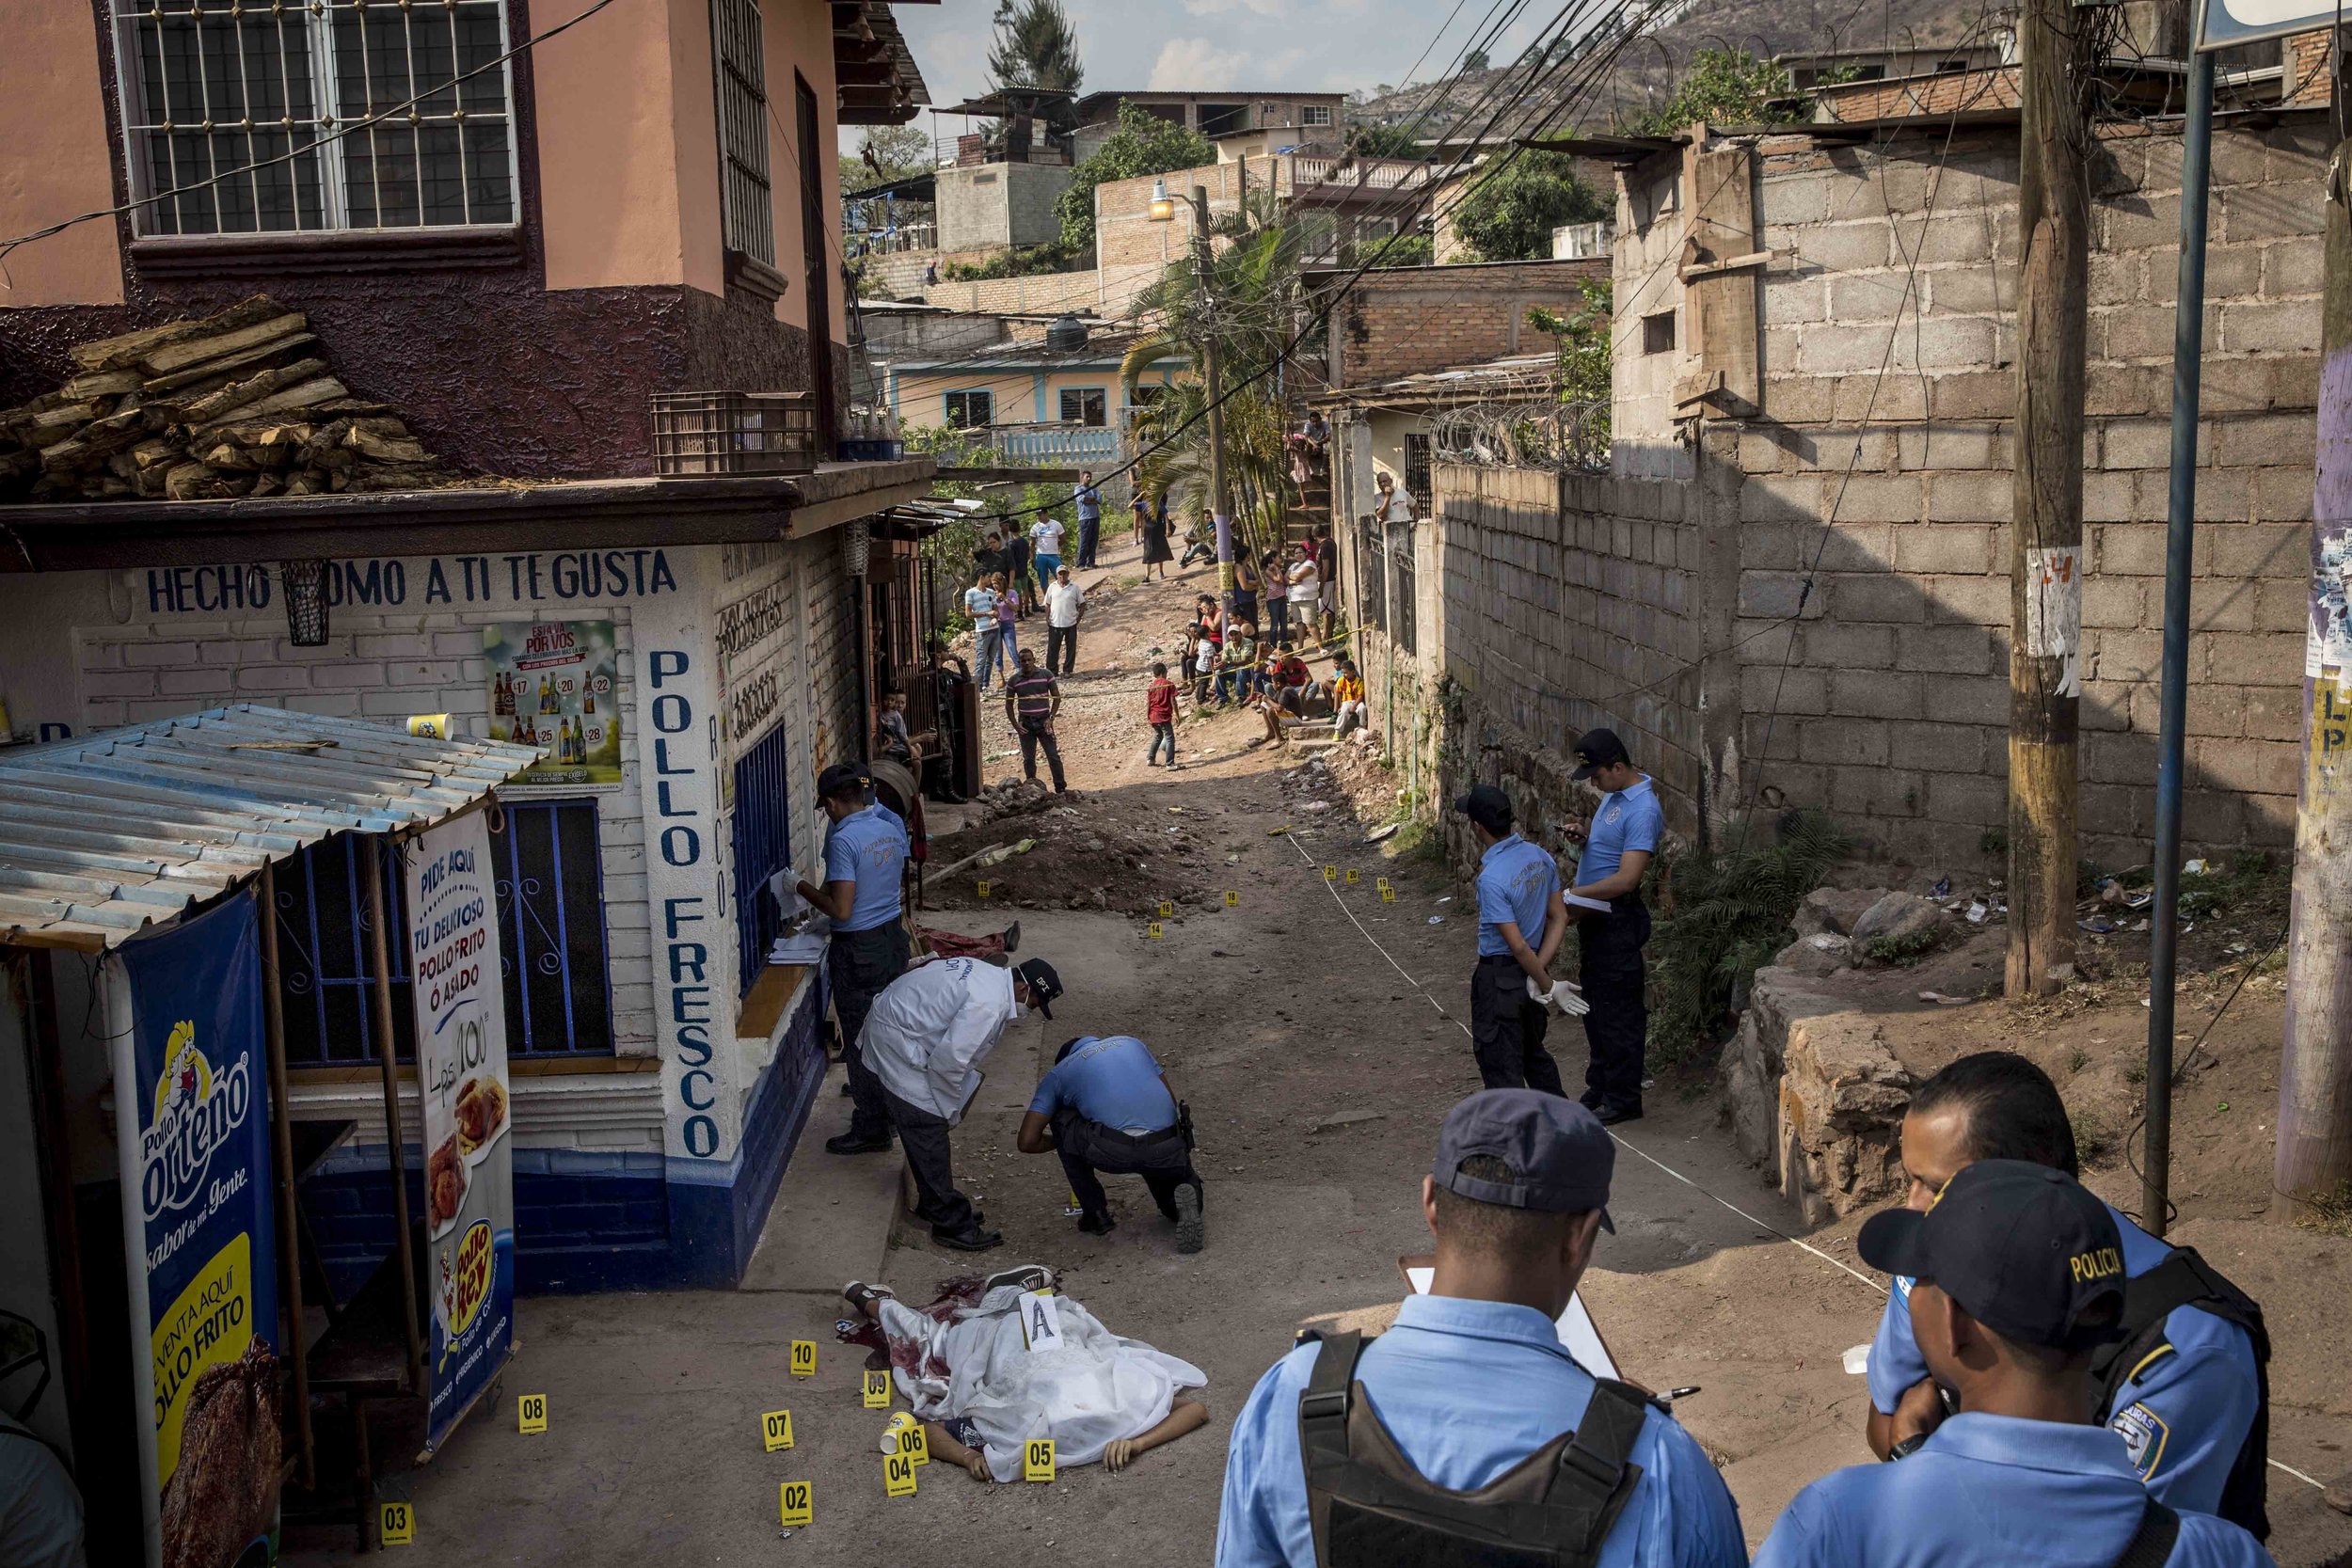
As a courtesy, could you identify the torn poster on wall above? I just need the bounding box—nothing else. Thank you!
[2025,545,2083,699]
[2307,524,2352,682]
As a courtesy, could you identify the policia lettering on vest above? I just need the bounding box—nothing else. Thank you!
[1213,1090,1746,1568]
[1862,1053,2270,1537]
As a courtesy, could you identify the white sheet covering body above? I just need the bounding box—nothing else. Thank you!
[877,1280,1207,1481]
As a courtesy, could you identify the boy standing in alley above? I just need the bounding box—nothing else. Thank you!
[1145,661,1179,768]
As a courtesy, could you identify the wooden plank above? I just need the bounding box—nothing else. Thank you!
[1684,144,1762,416]
[737,962,814,1040]
[142,330,318,394]
[68,295,282,372]
[139,311,310,375]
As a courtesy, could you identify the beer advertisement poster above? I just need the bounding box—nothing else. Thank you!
[405,811,517,1452]
[485,619,619,785]
[118,892,280,1568]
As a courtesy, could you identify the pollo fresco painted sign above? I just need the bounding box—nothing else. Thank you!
[404,812,516,1452]
[117,892,281,1568]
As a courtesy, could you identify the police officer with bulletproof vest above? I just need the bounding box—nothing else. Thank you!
[803,763,913,1157]
[1758,1160,2274,1568]
[1215,1089,1746,1568]
[1863,1053,2269,1535]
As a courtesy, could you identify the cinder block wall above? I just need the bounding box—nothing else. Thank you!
[1736,119,2322,864]
[1335,258,1607,388]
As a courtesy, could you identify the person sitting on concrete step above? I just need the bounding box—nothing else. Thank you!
[1017,1034,1205,1253]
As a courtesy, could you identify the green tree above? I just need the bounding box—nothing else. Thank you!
[840,123,932,194]
[1462,47,1492,71]
[1343,120,1425,158]
[1628,49,1804,135]
[1453,150,1608,261]
[1054,100,1216,258]
[1528,279,1612,462]
[987,0,1084,101]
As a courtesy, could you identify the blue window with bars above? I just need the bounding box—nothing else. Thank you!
[273,800,615,1065]
[731,721,795,997]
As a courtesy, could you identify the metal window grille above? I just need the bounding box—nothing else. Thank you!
[271,833,415,1066]
[491,800,617,1057]
[113,0,517,238]
[731,720,795,997]
[712,0,775,264]
[1390,525,1418,655]
[1301,103,1334,126]
[1358,515,1386,631]
[1404,433,1434,514]
[945,390,993,429]
[1057,388,1107,427]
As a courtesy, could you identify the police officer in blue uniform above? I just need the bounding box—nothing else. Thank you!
[1757,1160,2274,1568]
[1017,1034,1205,1253]
[1216,1089,1747,1568]
[1459,785,1572,1095]
[1862,1053,2268,1534]
[1565,729,1662,1126]
[800,763,913,1156]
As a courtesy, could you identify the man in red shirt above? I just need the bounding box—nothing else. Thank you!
[1144,660,1179,768]
[1268,652,1316,716]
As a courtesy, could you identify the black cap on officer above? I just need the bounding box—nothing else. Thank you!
[1858,1159,2127,1350]
[1455,784,1513,836]
[1013,958,1063,1020]
[1433,1088,1615,1232]
[1570,728,1630,782]
[817,762,871,802]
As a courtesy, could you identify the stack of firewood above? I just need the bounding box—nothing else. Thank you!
[0,295,451,503]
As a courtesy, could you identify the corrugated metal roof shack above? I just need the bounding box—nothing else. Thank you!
[0,705,537,1566]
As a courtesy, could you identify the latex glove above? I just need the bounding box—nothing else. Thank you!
[1527,978,1590,1016]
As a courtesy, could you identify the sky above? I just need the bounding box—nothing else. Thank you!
[867,0,1569,146]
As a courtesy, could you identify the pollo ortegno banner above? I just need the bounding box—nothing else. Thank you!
[405,810,516,1454]
[119,890,280,1568]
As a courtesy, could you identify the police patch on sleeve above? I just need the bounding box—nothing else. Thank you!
[2111,1402,2169,1481]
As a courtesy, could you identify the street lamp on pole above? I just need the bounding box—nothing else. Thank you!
[1149,181,1233,619]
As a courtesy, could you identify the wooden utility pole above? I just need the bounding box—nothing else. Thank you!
[2278,145,2352,1218]
[2006,0,2090,999]
[1195,182,1234,619]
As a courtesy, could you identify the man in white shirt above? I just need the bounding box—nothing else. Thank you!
[1375,469,1416,525]
[857,956,1066,1251]
[1029,515,1066,597]
[1044,565,1086,674]
[963,573,1004,692]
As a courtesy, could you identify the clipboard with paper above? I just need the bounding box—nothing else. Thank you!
[1396,1254,1618,1379]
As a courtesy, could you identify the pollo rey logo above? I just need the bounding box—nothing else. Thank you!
[441,1219,495,1349]
[141,1020,252,1222]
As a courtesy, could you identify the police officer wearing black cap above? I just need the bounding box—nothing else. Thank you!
[1564,728,1662,1125]
[1755,1161,2274,1568]
[800,762,912,1156]
[1457,784,1573,1095]
[1216,1089,1745,1567]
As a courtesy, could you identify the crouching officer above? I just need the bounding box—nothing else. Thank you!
[1565,729,1661,1126]
[800,763,911,1157]
[1214,1090,1745,1568]
[1459,784,1571,1096]
[1017,1035,1205,1254]
[1864,1053,2269,1536]
[1756,1161,2273,1568]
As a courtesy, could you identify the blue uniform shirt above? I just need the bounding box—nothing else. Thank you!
[1753,1413,2272,1568]
[1074,483,1102,520]
[1215,1294,1747,1568]
[1580,776,1664,884]
[820,802,908,933]
[1475,833,1562,958]
[1026,1035,1176,1133]
[1865,1199,2259,1514]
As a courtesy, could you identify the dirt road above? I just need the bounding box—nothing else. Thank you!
[286,534,2350,1566]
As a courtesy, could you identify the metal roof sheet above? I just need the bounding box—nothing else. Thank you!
[0,705,542,951]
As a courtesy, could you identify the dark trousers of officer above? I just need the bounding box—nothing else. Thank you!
[1046,623,1079,673]
[1580,898,1651,1107]
[1053,1106,1201,1220]
[1017,718,1067,790]
[1470,954,1565,1095]
[826,923,909,1141]
[884,1087,977,1231]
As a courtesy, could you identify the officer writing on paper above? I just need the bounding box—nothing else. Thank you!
[1562,729,1661,1126]
[796,763,911,1158]
[1861,1053,2269,1533]
[1459,785,1580,1096]
[1216,1089,1746,1568]
[857,954,1066,1252]
[1017,1034,1206,1253]
[1756,1160,2274,1568]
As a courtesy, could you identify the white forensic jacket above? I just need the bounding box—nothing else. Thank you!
[858,956,1023,1122]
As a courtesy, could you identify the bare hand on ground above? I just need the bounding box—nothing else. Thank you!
[962,1449,991,1481]
[1104,1437,1139,1472]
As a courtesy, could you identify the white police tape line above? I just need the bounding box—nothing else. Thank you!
[1277,830,2338,1493]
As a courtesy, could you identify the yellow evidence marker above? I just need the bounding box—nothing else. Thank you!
[1345,868,1359,884]
[1381,887,1396,903]
[1324,864,1338,880]
[884,1450,919,1497]
[790,1339,817,1378]
[896,1422,930,1465]
[977,879,991,898]
[1147,921,1163,939]
[516,1393,548,1434]
[761,1410,795,1451]
[863,1370,892,1409]
[1158,899,1173,917]
[779,1480,813,1527]
[379,1502,414,1546]
[1025,1438,1057,1481]
[1224,890,1239,907]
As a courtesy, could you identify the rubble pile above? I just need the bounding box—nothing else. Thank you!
[927,785,1221,916]
[1,295,450,503]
